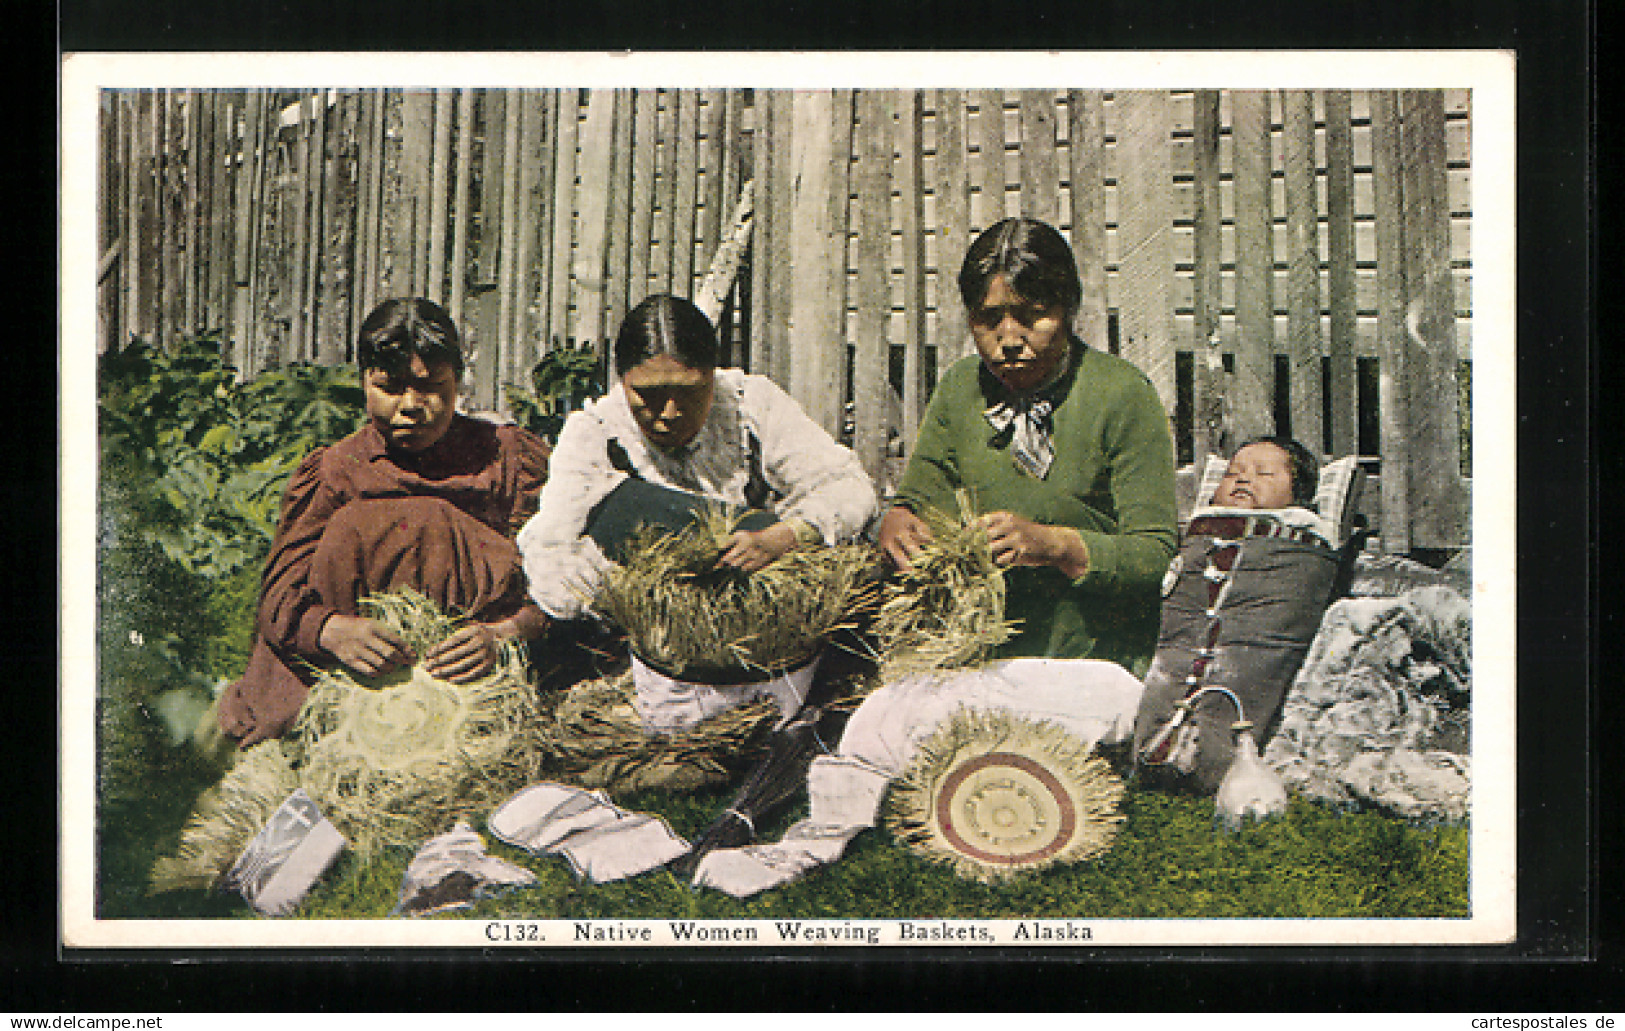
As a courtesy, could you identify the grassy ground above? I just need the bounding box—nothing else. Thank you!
[104,739,1468,922]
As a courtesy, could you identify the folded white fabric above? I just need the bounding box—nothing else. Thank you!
[693,658,1144,897]
[489,782,690,884]
[630,652,819,734]
[396,822,538,916]
[222,788,346,918]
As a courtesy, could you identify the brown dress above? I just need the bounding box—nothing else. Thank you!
[217,415,550,746]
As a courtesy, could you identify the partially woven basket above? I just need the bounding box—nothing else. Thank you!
[885,708,1126,883]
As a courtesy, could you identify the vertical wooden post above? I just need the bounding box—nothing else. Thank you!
[1281,89,1323,451]
[1323,89,1359,458]
[469,89,510,410]
[747,90,774,377]
[652,90,679,293]
[628,89,658,310]
[543,90,575,356]
[231,90,266,375]
[138,89,162,345]
[448,88,477,331]
[206,92,234,339]
[495,91,525,397]
[851,89,893,484]
[357,90,388,338]
[1190,89,1226,461]
[766,90,797,388]
[697,89,727,295]
[118,93,138,348]
[425,88,455,304]
[288,94,315,361]
[671,90,701,297]
[97,93,118,353]
[787,90,845,436]
[1369,89,1412,553]
[933,89,972,367]
[974,89,1005,231]
[1229,89,1276,442]
[182,90,202,336]
[1066,89,1110,355]
[1113,89,1178,411]
[158,90,180,348]
[1018,90,1059,226]
[1398,89,1468,549]
[317,92,355,366]
[305,91,330,362]
[573,89,616,351]
[604,89,636,354]
[896,91,929,449]
[399,90,435,297]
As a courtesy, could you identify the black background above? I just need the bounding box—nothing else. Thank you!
[26,0,1602,1012]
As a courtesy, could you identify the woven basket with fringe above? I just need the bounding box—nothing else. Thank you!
[150,589,550,890]
[885,709,1126,883]
[589,506,878,682]
[538,669,779,794]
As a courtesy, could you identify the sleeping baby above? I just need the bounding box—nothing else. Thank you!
[1132,437,1344,794]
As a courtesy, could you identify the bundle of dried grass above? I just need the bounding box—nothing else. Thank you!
[150,591,549,888]
[539,669,778,794]
[874,491,1017,679]
[148,739,300,894]
[285,590,548,860]
[590,507,878,680]
[885,708,1126,883]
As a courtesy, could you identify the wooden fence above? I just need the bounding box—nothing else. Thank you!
[96,87,1471,551]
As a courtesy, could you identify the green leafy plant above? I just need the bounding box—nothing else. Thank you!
[505,339,606,441]
[99,334,366,580]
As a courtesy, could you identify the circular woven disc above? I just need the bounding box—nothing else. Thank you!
[935,751,1079,866]
[887,710,1125,881]
[347,669,462,757]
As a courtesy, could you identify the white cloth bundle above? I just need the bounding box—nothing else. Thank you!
[489,782,691,883]
[630,652,819,734]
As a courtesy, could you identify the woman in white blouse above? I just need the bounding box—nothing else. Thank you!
[517,294,879,623]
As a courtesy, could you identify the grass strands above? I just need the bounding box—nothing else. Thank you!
[885,708,1126,884]
[590,507,878,679]
[285,589,547,861]
[874,490,1016,679]
[540,669,779,795]
[148,739,299,894]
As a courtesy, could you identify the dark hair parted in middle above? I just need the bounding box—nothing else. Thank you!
[356,297,465,377]
[957,217,1084,319]
[1242,435,1322,508]
[613,294,720,377]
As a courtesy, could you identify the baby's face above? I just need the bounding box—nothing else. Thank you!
[1213,443,1298,509]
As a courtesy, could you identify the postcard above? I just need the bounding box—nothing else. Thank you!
[59,49,1516,949]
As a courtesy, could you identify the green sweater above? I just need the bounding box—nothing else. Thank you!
[893,344,1178,674]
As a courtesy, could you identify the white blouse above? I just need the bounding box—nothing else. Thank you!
[517,368,879,619]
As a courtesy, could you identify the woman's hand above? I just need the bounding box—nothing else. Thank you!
[878,505,934,571]
[423,623,501,682]
[423,606,549,683]
[976,511,1090,579]
[717,522,799,573]
[318,614,411,678]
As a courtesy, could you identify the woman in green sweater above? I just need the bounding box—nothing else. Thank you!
[878,217,1178,675]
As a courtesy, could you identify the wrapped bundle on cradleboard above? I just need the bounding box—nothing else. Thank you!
[1133,453,1368,801]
